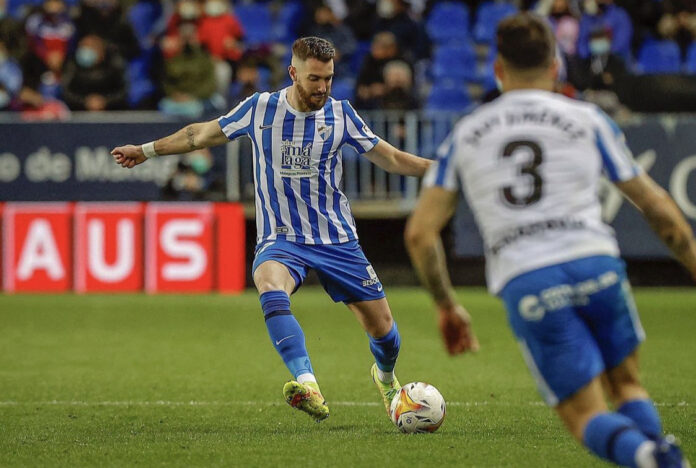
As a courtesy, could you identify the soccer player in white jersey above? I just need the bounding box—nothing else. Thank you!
[405,14,692,468]
[111,37,432,422]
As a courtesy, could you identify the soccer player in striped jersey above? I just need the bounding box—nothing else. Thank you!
[405,13,692,468]
[112,37,432,422]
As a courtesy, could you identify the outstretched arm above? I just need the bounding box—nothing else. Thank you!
[617,172,696,280]
[363,139,432,177]
[405,186,479,355]
[111,119,228,169]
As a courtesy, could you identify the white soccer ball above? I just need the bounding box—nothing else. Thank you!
[389,382,446,433]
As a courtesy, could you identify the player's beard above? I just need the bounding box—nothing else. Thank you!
[295,81,329,111]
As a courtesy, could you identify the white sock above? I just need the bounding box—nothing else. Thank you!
[296,373,317,384]
[635,441,657,468]
[377,367,394,383]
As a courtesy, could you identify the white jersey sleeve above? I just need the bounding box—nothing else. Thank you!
[217,93,258,140]
[422,132,462,191]
[592,108,642,182]
[341,101,380,154]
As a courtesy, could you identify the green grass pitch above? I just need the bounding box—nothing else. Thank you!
[1,288,694,467]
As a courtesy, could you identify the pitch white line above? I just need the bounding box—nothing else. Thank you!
[0,401,689,407]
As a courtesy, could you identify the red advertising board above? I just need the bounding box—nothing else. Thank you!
[74,203,144,293]
[0,202,245,294]
[2,203,73,292]
[145,203,214,293]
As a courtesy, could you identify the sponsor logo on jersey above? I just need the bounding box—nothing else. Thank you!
[280,140,315,177]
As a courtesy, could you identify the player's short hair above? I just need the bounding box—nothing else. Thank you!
[291,36,335,62]
[496,13,555,70]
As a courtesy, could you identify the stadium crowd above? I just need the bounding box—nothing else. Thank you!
[2,0,696,119]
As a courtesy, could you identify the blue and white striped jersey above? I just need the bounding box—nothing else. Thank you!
[423,89,642,293]
[218,87,379,245]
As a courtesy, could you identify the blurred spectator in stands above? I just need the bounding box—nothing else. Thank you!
[568,27,629,116]
[197,0,245,95]
[228,54,262,104]
[658,9,696,56]
[355,31,411,109]
[537,0,580,56]
[0,38,21,110]
[380,59,418,110]
[158,21,224,118]
[161,149,225,201]
[61,34,128,111]
[374,0,429,61]
[164,0,202,58]
[74,0,140,60]
[25,0,75,72]
[300,4,356,77]
[0,0,27,60]
[344,0,377,41]
[577,0,632,59]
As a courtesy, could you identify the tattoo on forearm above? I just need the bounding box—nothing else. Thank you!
[416,240,453,304]
[185,126,196,150]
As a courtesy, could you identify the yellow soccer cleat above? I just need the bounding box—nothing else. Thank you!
[283,380,330,422]
[370,363,401,415]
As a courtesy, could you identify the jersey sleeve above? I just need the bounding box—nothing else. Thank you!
[593,108,642,182]
[217,93,257,140]
[422,132,461,191]
[341,100,380,154]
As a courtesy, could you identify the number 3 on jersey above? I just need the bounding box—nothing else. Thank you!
[499,140,544,208]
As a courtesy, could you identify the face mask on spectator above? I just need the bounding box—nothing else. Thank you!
[76,46,98,67]
[589,38,611,55]
[0,89,10,108]
[178,2,199,20]
[188,153,211,174]
[377,0,395,18]
[204,0,226,17]
[583,0,598,15]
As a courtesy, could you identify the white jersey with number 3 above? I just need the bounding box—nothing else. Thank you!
[423,89,642,293]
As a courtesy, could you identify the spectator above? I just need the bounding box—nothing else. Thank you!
[61,34,128,111]
[73,0,140,60]
[568,27,630,116]
[196,0,245,94]
[0,0,27,60]
[25,0,75,71]
[228,55,263,104]
[344,0,377,41]
[577,0,632,59]
[158,22,224,118]
[0,38,21,110]
[355,31,410,109]
[380,59,418,110]
[301,4,357,77]
[163,0,203,58]
[374,0,429,61]
[657,10,696,56]
[161,149,225,201]
[538,0,581,56]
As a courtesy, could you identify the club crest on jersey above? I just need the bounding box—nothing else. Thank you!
[317,125,333,141]
[280,140,314,177]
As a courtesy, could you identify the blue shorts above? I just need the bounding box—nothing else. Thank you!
[252,239,386,304]
[499,255,645,406]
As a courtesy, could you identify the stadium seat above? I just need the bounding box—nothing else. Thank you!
[128,0,164,47]
[684,42,696,74]
[431,42,477,83]
[473,1,518,44]
[426,84,471,112]
[330,78,354,101]
[271,0,304,45]
[235,3,273,46]
[425,2,470,44]
[637,40,681,74]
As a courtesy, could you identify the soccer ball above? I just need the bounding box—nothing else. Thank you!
[389,382,446,433]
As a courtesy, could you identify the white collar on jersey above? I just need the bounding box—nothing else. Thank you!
[281,87,325,118]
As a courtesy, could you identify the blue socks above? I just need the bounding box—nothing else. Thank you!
[583,412,650,467]
[260,291,313,379]
[618,399,663,440]
[368,322,401,372]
